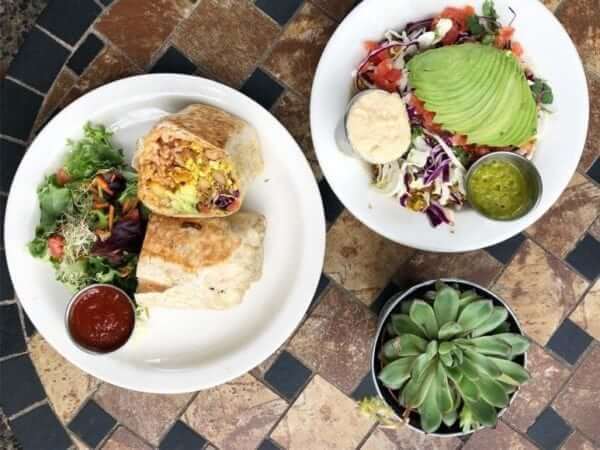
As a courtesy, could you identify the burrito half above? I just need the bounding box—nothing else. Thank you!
[134,104,263,218]
[135,212,265,310]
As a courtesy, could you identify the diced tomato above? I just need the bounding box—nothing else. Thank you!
[56,168,71,186]
[511,41,524,58]
[434,6,476,45]
[48,235,65,259]
[364,40,380,52]
[452,134,469,146]
[495,26,515,48]
[410,96,442,133]
[371,59,403,92]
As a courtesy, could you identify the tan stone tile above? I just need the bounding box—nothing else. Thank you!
[271,91,321,180]
[182,373,286,450]
[503,343,571,432]
[571,281,600,340]
[579,72,600,172]
[555,345,600,443]
[463,421,538,450]
[556,0,600,74]
[311,0,356,20]
[95,0,194,68]
[95,384,193,446]
[541,0,562,12]
[394,249,502,289]
[362,425,462,450]
[61,46,140,108]
[264,3,336,96]
[172,0,279,87]
[325,210,414,305]
[562,432,598,450]
[527,173,600,257]
[33,68,77,133]
[493,239,588,345]
[288,285,376,394]
[590,217,600,241]
[101,427,152,450]
[28,334,99,424]
[271,375,374,449]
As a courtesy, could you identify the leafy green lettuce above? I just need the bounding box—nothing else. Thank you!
[63,123,124,180]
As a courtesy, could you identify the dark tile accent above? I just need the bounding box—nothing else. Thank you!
[318,177,344,224]
[547,319,593,365]
[0,79,43,141]
[566,234,600,281]
[264,350,312,401]
[0,251,14,300]
[0,138,26,193]
[7,27,69,93]
[351,371,378,401]
[0,304,25,357]
[485,233,526,264]
[256,0,303,25]
[0,355,46,417]
[0,195,5,240]
[10,404,72,450]
[68,400,116,448]
[310,273,330,307]
[67,33,104,75]
[99,0,114,5]
[527,407,572,450]
[588,157,600,184]
[159,420,207,450]
[370,280,401,315]
[258,438,282,450]
[240,68,284,110]
[150,47,196,75]
[37,0,102,46]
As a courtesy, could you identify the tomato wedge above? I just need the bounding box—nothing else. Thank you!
[435,6,476,45]
[48,235,65,259]
[410,96,442,133]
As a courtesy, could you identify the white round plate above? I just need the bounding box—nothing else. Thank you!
[311,0,589,252]
[5,74,326,393]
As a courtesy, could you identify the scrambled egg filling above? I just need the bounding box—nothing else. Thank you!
[147,139,238,214]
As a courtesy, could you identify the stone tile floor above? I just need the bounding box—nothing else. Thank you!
[0,0,599,449]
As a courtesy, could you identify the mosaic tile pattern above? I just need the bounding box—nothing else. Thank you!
[1,0,599,449]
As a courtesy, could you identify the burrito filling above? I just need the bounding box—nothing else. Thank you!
[142,134,240,215]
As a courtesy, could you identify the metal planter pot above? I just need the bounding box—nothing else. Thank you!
[370,278,527,437]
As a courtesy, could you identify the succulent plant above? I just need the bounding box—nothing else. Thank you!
[377,281,530,433]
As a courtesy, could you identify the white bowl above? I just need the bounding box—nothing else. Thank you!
[311,0,588,252]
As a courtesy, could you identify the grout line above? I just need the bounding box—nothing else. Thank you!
[4,75,45,97]
[355,422,379,449]
[0,351,28,363]
[34,24,74,51]
[158,390,201,445]
[8,399,48,421]
[0,134,27,146]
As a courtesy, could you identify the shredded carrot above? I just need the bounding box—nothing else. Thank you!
[93,201,109,209]
[95,176,114,196]
[108,205,115,231]
[122,197,138,214]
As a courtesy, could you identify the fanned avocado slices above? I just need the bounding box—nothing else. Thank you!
[407,43,537,147]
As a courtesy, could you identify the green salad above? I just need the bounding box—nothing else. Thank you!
[29,123,147,295]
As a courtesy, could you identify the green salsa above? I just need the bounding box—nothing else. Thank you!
[468,159,531,220]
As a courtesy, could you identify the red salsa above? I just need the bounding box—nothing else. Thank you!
[68,285,135,353]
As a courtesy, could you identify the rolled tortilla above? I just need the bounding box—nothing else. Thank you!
[134,104,263,218]
[135,212,265,310]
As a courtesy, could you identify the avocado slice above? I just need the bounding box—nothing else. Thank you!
[407,43,537,147]
[433,50,505,128]
[421,47,499,114]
